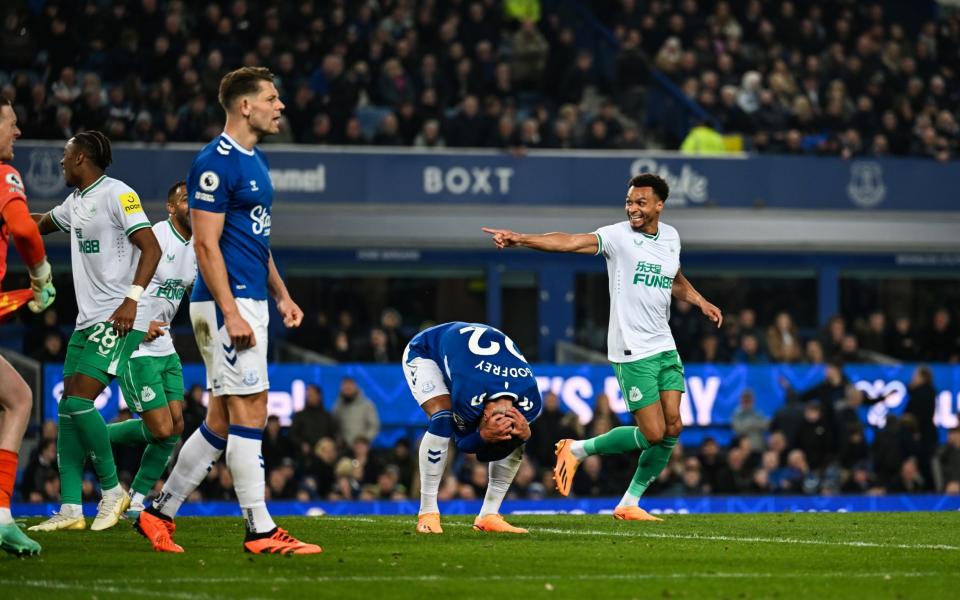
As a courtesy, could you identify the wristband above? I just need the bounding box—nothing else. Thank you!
[126,284,144,302]
[29,258,51,281]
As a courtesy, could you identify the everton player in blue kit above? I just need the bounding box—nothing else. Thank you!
[404,322,543,534]
[136,67,320,555]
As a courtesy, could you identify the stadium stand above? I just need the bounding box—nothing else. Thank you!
[1,1,958,157]
[3,0,959,513]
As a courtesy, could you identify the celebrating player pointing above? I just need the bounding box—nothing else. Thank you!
[484,173,722,520]
[137,67,318,555]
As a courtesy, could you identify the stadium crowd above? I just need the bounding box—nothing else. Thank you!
[0,1,958,158]
[270,302,960,366]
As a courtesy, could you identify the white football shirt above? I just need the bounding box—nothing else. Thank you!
[132,219,197,358]
[594,221,681,363]
[49,175,153,331]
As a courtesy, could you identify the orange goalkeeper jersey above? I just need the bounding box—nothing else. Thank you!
[0,163,30,288]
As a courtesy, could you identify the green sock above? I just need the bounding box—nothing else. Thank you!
[107,419,157,445]
[626,435,679,498]
[583,426,651,456]
[61,396,119,490]
[56,409,86,505]
[131,435,179,497]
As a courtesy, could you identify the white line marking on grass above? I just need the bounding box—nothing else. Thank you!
[54,572,947,587]
[0,580,220,600]
[528,526,960,551]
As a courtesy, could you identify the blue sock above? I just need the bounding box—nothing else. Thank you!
[427,410,454,437]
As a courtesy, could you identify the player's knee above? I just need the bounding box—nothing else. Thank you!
[641,423,665,446]
[0,381,31,416]
[205,416,229,438]
[665,417,683,438]
[151,419,174,441]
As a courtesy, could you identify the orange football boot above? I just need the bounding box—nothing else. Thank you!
[553,439,581,497]
[243,528,323,555]
[416,512,443,534]
[613,506,663,522]
[135,511,184,553]
[472,514,528,534]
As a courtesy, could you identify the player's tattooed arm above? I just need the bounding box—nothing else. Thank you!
[672,269,723,328]
[30,212,59,235]
[482,228,599,254]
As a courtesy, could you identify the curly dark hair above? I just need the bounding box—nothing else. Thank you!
[627,173,669,203]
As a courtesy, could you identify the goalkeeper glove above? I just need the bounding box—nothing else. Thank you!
[27,258,56,313]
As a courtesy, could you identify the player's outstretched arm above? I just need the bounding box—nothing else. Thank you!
[672,269,723,328]
[267,250,303,328]
[482,227,599,254]
[30,212,60,235]
[5,202,55,312]
[192,209,255,350]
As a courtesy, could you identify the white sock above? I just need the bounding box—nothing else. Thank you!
[102,483,122,497]
[226,426,276,534]
[417,432,450,515]
[0,507,12,524]
[154,423,225,519]
[570,440,588,460]
[60,503,82,517]
[130,491,147,507]
[617,490,641,508]
[479,447,524,518]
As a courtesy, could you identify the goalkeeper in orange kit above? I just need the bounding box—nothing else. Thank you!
[0,96,56,556]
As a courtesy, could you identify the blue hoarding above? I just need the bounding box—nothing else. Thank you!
[12,142,954,211]
[14,494,960,518]
[42,363,960,447]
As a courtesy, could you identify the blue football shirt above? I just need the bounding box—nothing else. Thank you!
[188,133,273,302]
[407,321,543,439]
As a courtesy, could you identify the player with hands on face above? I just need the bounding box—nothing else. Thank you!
[403,321,542,535]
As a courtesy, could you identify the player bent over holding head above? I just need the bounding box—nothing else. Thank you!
[484,173,721,520]
[406,321,542,534]
[30,131,161,532]
[0,96,56,556]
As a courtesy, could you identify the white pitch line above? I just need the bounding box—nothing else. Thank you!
[527,526,960,551]
[0,580,221,600]
[23,572,947,587]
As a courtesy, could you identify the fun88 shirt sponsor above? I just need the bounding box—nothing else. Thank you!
[187,132,272,302]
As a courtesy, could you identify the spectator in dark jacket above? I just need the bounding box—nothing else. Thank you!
[290,384,339,458]
[261,415,295,472]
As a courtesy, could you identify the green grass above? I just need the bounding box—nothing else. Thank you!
[2,513,959,599]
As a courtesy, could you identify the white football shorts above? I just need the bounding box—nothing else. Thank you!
[402,343,449,406]
[190,298,269,396]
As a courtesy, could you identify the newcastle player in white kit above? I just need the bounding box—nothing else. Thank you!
[483,173,722,521]
[30,131,161,533]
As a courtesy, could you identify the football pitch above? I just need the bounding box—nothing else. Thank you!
[1,513,958,599]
